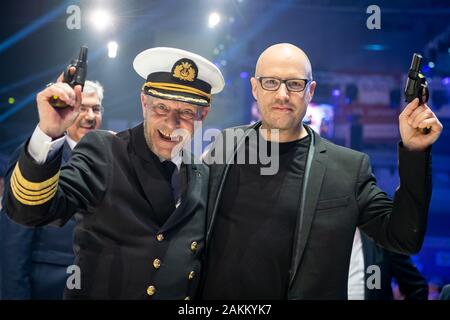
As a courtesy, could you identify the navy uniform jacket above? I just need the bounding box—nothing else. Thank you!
[203,121,431,299]
[1,142,75,299]
[4,123,208,299]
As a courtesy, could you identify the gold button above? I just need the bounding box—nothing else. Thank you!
[153,258,161,269]
[188,271,195,280]
[190,241,198,252]
[184,296,191,300]
[156,234,164,242]
[147,285,156,296]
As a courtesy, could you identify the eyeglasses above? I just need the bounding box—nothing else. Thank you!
[149,103,199,121]
[80,104,104,115]
[256,77,310,92]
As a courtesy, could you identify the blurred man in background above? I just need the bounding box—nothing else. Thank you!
[0,80,104,299]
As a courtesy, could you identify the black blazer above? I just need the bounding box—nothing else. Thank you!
[4,123,208,299]
[204,121,431,299]
[360,232,428,300]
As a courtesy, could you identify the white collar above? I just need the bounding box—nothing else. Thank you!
[66,135,78,150]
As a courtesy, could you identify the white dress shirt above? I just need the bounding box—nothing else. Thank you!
[348,228,366,300]
[28,125,66,164]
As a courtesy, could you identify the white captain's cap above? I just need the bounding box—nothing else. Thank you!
[133,47,225,107]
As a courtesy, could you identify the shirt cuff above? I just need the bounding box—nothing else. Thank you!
[27,125,66,164]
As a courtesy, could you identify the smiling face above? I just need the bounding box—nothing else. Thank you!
[66,91,102,142]
[250,43,316,134]
[140,94,209,160]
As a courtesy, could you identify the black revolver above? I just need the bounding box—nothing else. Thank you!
[404,53,430,134]
[50,46,88,108]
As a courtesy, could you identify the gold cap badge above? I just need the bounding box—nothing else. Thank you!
[172,59,197,82]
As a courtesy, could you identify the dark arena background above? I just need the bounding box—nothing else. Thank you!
[0,0,449,301]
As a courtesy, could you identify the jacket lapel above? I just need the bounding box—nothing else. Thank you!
[205,121,260,245]
[62,141,72,164]
[129,124,175,226]
[288,128,328,288]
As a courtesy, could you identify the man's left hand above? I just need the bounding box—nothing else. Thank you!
[399,98,443,152]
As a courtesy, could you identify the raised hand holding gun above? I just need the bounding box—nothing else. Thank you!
[400,53,443,151]
[36,66,82,139]
[49,46,87,108]
[36,46,88,139]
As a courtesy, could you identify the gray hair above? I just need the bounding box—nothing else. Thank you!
[83,80,104,103]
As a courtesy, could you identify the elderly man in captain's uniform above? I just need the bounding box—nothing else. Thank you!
[3,47,224,299]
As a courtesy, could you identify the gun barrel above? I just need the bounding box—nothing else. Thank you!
[410,53,422,71]
[78,46,88,62]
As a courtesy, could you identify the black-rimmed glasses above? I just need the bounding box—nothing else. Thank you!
[256,77,310,92]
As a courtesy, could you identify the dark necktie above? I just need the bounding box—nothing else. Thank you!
[161,160,176,181]
[162,160,181,206]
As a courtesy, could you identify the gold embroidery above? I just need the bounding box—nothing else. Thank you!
[146,89,209,105]
[143,82,210,99]
[11,173,57,197]
[10,162,59,205]
[12,163,60,190]
[173,62,196,82]
[11,179,57,205]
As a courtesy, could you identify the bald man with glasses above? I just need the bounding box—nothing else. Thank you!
[201,43,442,300]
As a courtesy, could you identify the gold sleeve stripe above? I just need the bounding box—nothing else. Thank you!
[12,163,60,191]
[146,89,209,105]
[11,180,57,206]
[11,172,57,196]
[143,82,211,99]
[9,163,60,206]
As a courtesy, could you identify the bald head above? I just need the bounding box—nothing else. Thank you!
[250,43,317,138]
[255,43,313,80]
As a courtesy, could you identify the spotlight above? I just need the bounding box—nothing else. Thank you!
[332,89,341,97]
[208,12,221,28]
[428,61,435,69]
[108,41,118,58]
[364,44,385,51]
[8,97,15,104]
[240,72,249,79]
[90,9,113,31]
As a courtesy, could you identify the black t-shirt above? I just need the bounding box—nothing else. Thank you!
[202,131,311,299]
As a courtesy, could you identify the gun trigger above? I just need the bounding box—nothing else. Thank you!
[63,63,76,84]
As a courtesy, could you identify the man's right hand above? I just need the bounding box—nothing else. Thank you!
[36,67,82,139]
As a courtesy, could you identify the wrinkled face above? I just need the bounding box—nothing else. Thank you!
[250,55,316,131]
[141,94,209,160]
[66,92,102,142]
